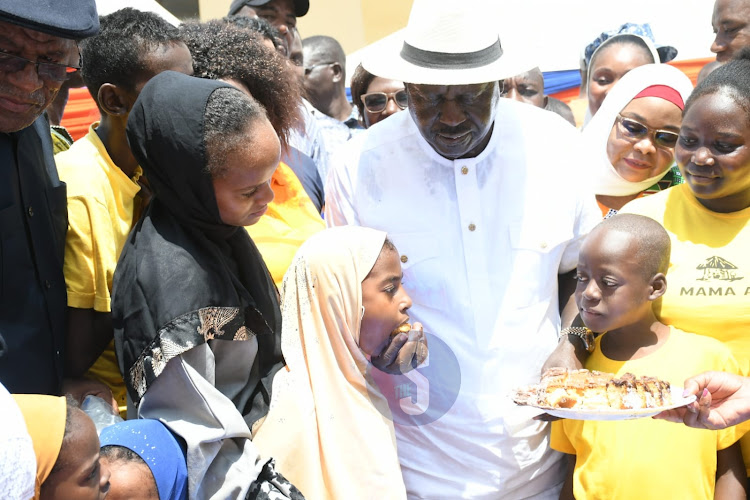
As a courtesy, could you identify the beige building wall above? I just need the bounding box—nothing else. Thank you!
[197,0,230,22]
[197,0,412,55]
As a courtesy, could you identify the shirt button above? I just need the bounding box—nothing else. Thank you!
[45,280,52,289]
[400,255,408,263]
[540,242,548,249]
[468,223,476,231]
[461,166,469,175]
[27,206,34,217]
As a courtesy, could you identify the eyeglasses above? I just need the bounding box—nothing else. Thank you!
[0,48,81,82]
[303,61,335,76]
[615,114,679,149]
[360,90,408,113]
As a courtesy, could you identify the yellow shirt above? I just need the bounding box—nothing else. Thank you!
[622,184,750,472]
[551,328,740,500]
[246,162,324,287]
[55,123,142,414]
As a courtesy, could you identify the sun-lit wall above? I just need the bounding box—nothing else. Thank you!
[197,0,412,56]
[196,0,715,71]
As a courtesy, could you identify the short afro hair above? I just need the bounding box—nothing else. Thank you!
[593,213,671,280]
[302,35,346,68]
[686,47,750,123]
[203,87,269,178]
[223,15,282,51]
[180,20,302,151]
[80,8,184,104]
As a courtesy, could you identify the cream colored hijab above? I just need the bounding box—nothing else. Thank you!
[582,63,693,197]
[253,226,407,500]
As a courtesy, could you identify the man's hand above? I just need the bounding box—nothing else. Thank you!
[654,371,750,429]
[371,322,428,375]
[62,377,118,413]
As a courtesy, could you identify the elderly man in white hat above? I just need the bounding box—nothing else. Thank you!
[326,0,600,498]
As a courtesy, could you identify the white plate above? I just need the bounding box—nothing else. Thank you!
[529,387,697,421]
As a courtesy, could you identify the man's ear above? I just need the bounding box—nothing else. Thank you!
[648,273,667,300]
[543,95,549,108]
[331,62,344,83]
[97,83,131,117]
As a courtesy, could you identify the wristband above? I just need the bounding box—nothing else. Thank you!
[559,327,595,353]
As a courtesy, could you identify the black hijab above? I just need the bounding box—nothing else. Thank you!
[112,71,282,427]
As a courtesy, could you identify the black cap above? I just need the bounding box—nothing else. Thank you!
[228,0,309,18]
[0,0,99,39]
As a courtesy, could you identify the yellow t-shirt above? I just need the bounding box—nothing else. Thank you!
[622,184,750,473]
[55,123,143,414]
[246,161,324,287]
[551,327,741,500]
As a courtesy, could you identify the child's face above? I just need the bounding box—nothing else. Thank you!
[212,119,281,227]
[574,229,654,333]
[41,408,110,500]
[360,247,412,357]
[100,455,158,500]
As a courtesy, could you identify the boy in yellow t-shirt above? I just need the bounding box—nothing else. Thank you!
[551,214,746,499]
[55,9,194,415]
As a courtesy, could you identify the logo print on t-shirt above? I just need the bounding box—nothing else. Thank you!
[696,256,744,282]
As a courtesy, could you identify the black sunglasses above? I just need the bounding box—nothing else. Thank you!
[361,90,408,113]
[0,47,81,82]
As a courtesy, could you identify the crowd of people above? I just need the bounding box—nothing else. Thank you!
[2,0,750,498]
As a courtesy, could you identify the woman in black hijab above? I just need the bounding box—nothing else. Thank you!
[112,71,302,499]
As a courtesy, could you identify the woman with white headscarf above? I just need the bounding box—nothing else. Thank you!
[582,63,693,216]
[583,32,662,126]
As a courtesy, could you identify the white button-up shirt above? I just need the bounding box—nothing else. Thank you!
[326,99,600,499]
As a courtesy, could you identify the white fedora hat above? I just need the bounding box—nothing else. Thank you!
[363,0,532,85]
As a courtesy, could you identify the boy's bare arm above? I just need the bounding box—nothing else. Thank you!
[65,307,113,377]
[559,454,576,500]
[542,331,588,374]
[542,271,589,375]
[558,270,579,330]
[715,442,747,499]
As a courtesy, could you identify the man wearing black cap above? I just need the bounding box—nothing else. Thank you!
[229,0,335,192]
[228,0,309,53]
[0,1,106,398]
